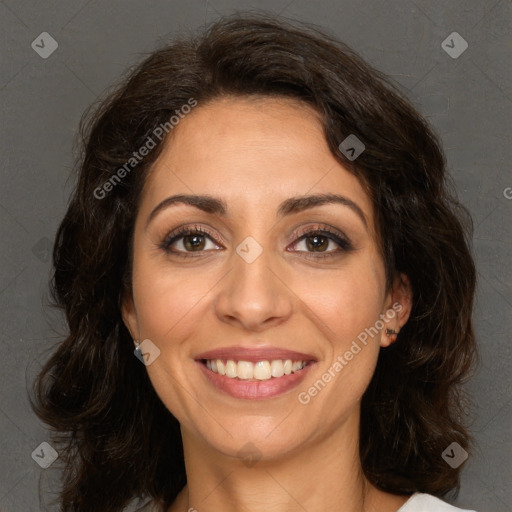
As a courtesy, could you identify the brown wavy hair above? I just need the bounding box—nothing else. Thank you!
[31,13,477,512]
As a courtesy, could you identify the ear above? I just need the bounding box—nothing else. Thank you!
[121,291,140,345]
[380,273,413,348]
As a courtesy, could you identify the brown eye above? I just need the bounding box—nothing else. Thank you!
[291,228,353,255]
[305,235,330,252]
[160,226,223,257]
[182,234,207,251]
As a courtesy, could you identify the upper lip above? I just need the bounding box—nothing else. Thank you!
[195,346,317,363]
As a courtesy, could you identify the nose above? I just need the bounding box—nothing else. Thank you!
[213,246,294,332]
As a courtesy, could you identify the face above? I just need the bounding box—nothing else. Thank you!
[123,96,411,461]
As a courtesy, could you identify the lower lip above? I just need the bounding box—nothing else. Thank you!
[196,361,315,400]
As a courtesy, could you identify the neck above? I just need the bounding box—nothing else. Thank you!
[171,412,397,512]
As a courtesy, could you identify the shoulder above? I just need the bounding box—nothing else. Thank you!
[398,493,477,512]
[126,500,162,512]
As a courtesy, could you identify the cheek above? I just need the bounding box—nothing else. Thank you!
[131,256,218,342]
[294,258,386,347]
[286,259,386,423]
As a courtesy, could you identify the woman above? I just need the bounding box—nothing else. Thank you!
[32,14,478,512]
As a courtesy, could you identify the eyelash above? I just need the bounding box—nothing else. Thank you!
[159,224,353,260]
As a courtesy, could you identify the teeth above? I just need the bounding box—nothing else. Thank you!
[225,360,237,378]
[253,361,271,380]
[271,359,285,377]
[205,359,307,380]
[237,361,253,380]
[291,361,302,372]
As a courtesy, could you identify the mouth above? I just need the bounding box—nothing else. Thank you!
[194,347,317,399]
[201,358,311,380]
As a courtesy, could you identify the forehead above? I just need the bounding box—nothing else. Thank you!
[141,96,374,229]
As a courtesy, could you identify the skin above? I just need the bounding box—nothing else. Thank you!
[122,96,413,512]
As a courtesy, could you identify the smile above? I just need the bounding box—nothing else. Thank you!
[204,359,309,380]
[195,346,317,399]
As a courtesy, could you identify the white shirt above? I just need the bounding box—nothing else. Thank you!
[398,493,477,512]
[143,492,477,511]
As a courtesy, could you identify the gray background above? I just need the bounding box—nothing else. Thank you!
[1,1,511,511]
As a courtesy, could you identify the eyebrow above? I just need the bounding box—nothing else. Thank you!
[146,193,367,229]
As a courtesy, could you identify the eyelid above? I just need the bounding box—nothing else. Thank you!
[159,224,225,253]
[159,222,353,256]
[288,223,353,250]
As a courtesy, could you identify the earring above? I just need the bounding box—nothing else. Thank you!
[385,328,399,343]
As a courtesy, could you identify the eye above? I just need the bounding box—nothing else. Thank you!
[160,225,223,257]
[159,224,353,260]
[289,225,353,257]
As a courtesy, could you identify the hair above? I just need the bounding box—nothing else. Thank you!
[31,12,477,512]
